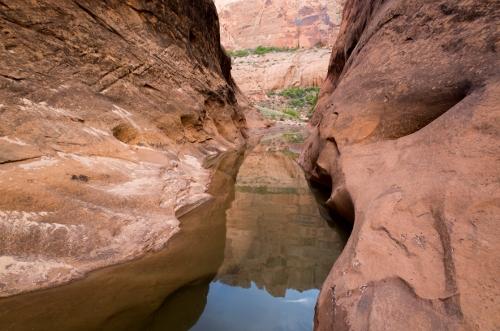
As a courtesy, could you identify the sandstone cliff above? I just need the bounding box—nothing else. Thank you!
[299,0,500,330]
[232,48,331,99]
[0,0,245,297]
[214,0,344,50]
[214,0,346,101]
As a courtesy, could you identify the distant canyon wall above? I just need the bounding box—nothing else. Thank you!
[214,0,344,50]
[214,0,345,99]
[232,48,331,99]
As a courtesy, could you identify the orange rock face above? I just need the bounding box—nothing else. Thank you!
[300,0,500,330]
[214,0,346,100]
[0,0,246,296]
[214,0,344,49]
[231,48,331,99]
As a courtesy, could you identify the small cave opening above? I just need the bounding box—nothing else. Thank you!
[308,175,354,239]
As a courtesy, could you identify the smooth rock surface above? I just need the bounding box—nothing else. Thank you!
[299,0,500,330]
[0,0,246,297]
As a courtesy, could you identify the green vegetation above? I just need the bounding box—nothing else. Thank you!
[278,87,320,108]
[258,87,321,122]
[282,108,300,118]
[256,106,299,121]
[282,132,304,144]
[227,45,299,58]
[228,49,251,57]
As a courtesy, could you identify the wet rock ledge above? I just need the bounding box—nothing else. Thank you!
[299,0,500,330]
[0,0,246,296]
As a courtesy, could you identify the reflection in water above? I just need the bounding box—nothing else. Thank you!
[0,151,243,331]
[0,130,347,331]
[192,282,319,331]
[218,148,345,297]
[153,130,347,331]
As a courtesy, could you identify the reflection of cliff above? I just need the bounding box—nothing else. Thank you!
[217,148,346,297]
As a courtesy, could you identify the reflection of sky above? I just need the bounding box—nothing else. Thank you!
[190,281,318,331]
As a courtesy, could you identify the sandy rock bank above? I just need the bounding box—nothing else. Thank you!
[0,0,246,297]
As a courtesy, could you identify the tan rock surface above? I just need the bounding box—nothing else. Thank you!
[0,0,246,297]
[214,0,345,103]
[299,0,500,329]
[214,0,344,50]
[232,48,330,99]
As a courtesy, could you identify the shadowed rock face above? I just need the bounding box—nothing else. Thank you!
[0,0,246,297]
[299,0,500,330]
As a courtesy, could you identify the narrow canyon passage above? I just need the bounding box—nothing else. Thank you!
[148,126,348,331]
[1,0,498,330]
[0,127,348,331]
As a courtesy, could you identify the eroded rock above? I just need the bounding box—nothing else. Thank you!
[0,0,246,297]
[299,0,500,329]
[231,48,331,100]
[214,0,345,49]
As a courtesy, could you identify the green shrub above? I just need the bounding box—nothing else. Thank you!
[226,45,298,58]
[256,106,298,121]
[282,132,304,143]
[283,108,300,118]
[254,45,297,55]
[227,49,251,58]
[277,87,320,110]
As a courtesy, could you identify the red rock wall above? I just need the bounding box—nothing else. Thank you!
[300,0,500,329]
[0,0,246,297]
[214,0,345,49]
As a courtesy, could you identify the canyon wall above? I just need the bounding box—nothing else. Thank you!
[214,0,344,50]
[214,0,345,99]
[232,48,331,99]
[0,0,245,297]
[300,0,500,330]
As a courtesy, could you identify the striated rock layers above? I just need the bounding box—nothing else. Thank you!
[214,0,344,50]
[0,0,246,297]
[300,0,500,330]
[232,48,331,99]
[214,0,346,100]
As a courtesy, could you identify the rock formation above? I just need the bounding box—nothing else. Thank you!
[300,0,500,329]
[214,0,344,50]
[0,0,246,297]
[232,48,331,99]
[214,0,345,99]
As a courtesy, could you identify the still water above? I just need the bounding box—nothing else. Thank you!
[0,128,346,331]
[149,129,347,331]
